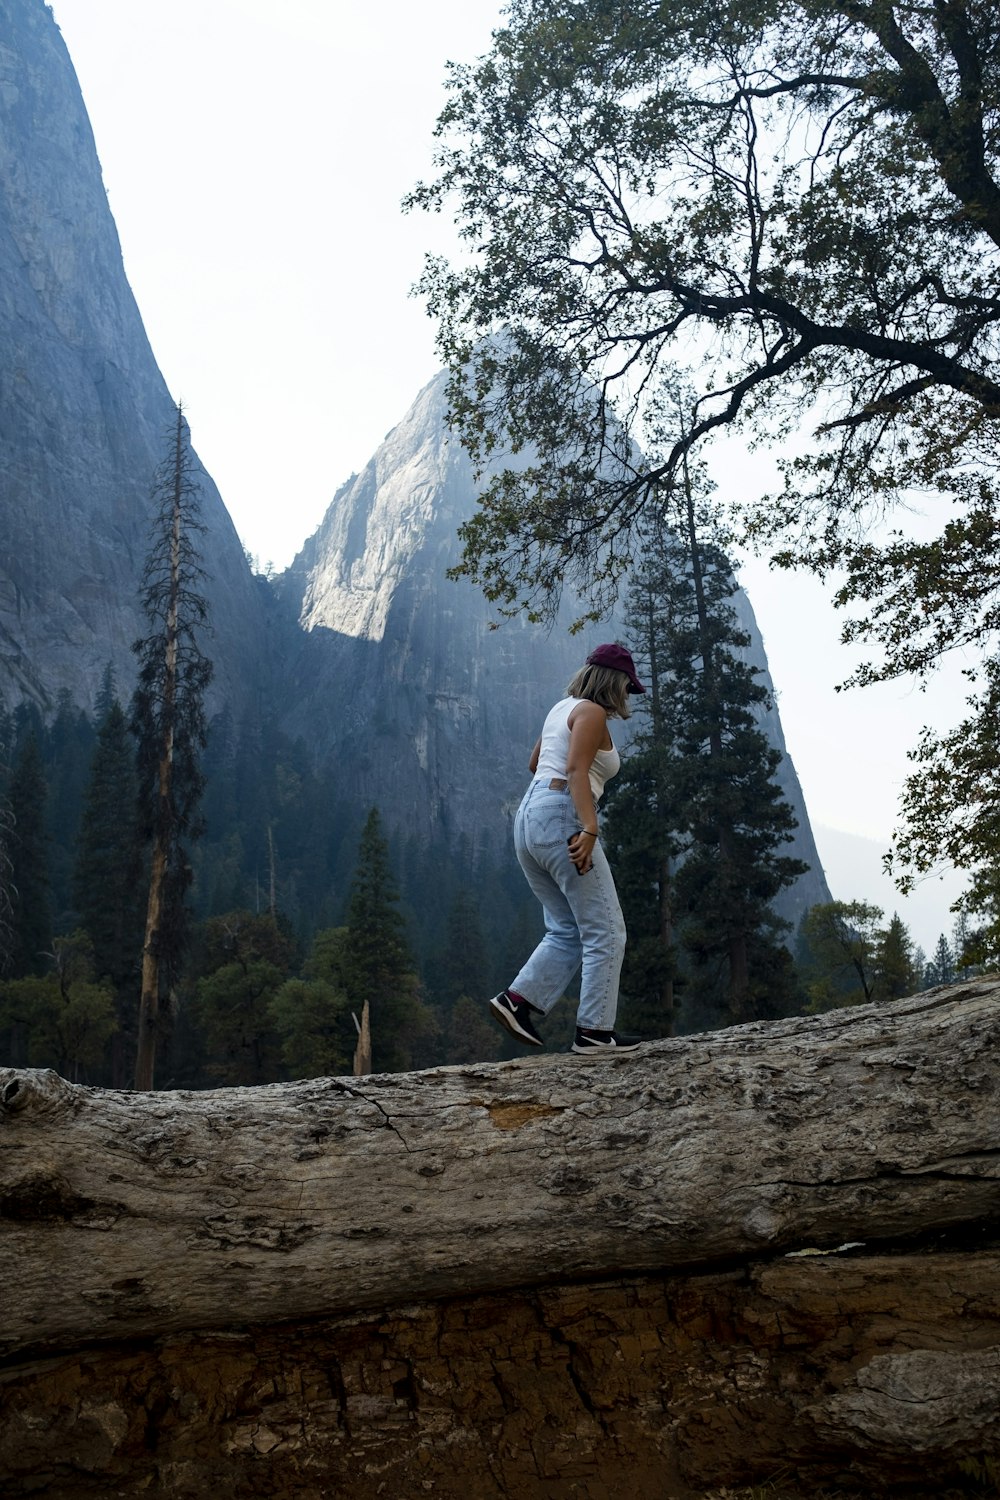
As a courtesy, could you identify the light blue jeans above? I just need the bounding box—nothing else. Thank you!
[509,780,627,1031]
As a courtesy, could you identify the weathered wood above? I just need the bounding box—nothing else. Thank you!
[1,982,998,1361]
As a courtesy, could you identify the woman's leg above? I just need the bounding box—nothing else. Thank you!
[509,785,625,1027]
[509,850,584,1015]
[566,840,627,1031]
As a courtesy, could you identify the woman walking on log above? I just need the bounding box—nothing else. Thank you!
[489,643,646,1055]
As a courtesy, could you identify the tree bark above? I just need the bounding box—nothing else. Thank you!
[1,981,998,1364]
[2,1250,998,1499]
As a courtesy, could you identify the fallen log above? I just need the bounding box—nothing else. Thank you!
[2,981,998,1361]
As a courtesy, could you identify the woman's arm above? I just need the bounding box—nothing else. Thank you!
[528,736,541,774]
[565,701,606,873]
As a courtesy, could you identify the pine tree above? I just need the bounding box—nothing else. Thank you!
[952,911,978,978]
[924,933,956,989]
[94,663,119,725]
[342,808,434,1073]
[671,456,806,1022]
[436,889,490,1012]
[604,456,806,1028]
[73,698,144,1082]
[602,515,686,1036]
[45,689,96,925]
[130,404,213,1089]
[873,913,919,1002]
[7,733,52,978]
[0,791,13,979]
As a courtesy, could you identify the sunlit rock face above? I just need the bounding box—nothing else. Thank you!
[0,0,265,714]
[278,374,831,925]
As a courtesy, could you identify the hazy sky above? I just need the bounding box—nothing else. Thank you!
[50,0,969,948]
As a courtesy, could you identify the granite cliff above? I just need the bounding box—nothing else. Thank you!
[277,372,831,925]
[0,0,265,714]
[0,0,831,926]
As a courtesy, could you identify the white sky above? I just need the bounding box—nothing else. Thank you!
[50,0,971,949]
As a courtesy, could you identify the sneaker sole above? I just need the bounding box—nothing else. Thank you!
[571,1041,642,1055]
[489,995,544,1047]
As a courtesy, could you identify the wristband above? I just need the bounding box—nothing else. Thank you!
[577,828,598,839]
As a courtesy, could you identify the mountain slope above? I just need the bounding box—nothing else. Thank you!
[279,373,831,926]
[0,0,264,713]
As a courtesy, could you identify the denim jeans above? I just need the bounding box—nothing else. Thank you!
[509,779,627,1031]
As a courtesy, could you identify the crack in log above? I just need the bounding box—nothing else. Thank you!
[342,1090,412,1154]
[759,1152,1000,1191]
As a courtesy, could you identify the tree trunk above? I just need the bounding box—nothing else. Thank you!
[352,996,372,1076]
[2,980,999,1496]
[134,841,167,1090]
[2,981,998,1361]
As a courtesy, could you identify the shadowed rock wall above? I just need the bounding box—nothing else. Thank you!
[0,0,265,714]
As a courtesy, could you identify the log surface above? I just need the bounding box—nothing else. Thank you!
[2,982,999,1359]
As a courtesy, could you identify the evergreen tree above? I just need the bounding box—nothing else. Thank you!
[7,733,52,978]
[605,452,806,1028]
[444,994,503,1065]
[131,404,213,1088]
[435,888,490,1012]
[94,662,119,725]
[923,933,956,990]
[187,911,295,1086]
[44,689,96,925]
[0,785,14,979]
[601,520,685,1035]
[74,698,145,1085]
[670,455,806,1022]
[342,808,435,1073]
[952,912,978,979]
[873,914,919,1002]
[74,702,144,993]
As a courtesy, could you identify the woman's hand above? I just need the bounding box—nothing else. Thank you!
[567,828,597,875]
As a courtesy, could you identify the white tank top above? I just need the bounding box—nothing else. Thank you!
[534,696,620,803]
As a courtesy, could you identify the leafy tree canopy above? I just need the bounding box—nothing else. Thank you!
[411,0,998,901]
[411,0,999,635]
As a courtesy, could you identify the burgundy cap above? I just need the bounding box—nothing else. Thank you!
[586,643,646,694]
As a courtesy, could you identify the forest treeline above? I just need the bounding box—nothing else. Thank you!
[0,401,979,1088]
[0,666,972,1091]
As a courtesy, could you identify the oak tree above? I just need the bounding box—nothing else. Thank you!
[410,0,1000,889]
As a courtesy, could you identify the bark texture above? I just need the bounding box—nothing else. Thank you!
[2,982,999,1359]
[1,1251,998,1498]
[1,983,999,1495]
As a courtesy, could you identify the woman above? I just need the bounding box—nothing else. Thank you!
[489,643,645,1054]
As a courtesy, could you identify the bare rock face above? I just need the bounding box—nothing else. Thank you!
[0,0,265,714]
[278,373,830,921]
[1,983,998,1496]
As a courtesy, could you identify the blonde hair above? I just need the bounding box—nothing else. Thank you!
[566,663,633,719]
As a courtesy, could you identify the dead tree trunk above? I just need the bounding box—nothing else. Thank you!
[2,982,998,1363]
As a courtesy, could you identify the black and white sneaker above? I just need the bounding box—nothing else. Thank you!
[571,1027,642,1054]
[489,991,544,1047]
